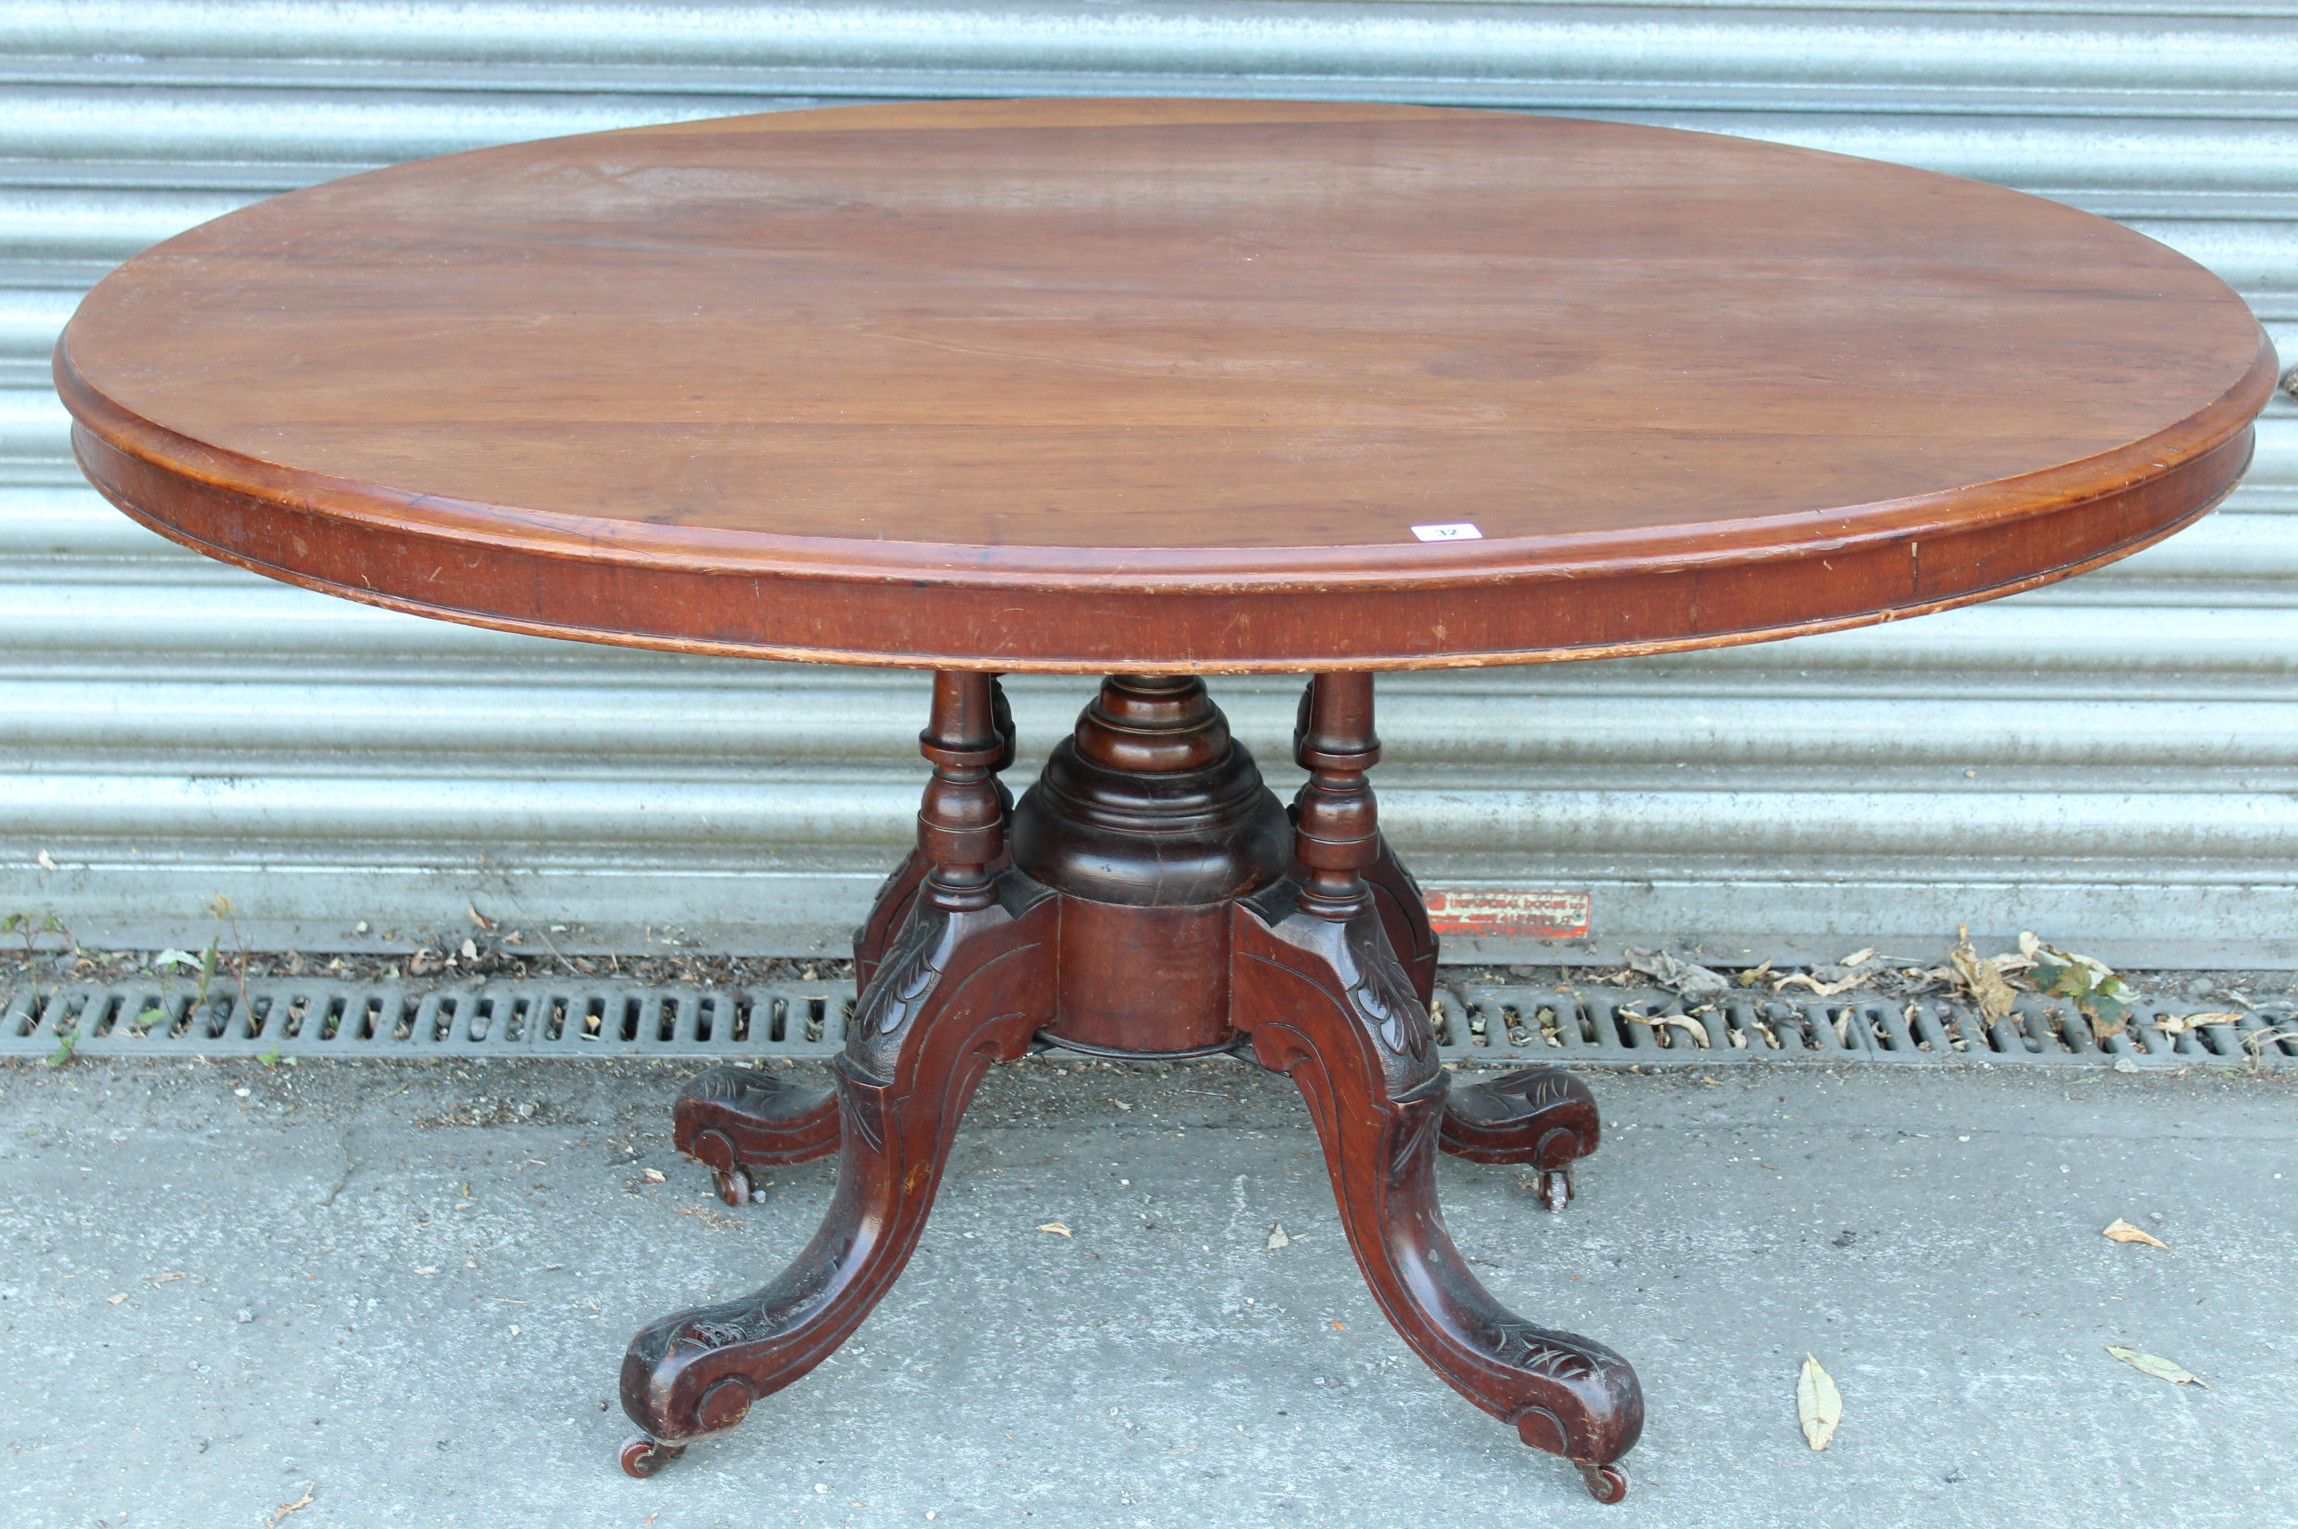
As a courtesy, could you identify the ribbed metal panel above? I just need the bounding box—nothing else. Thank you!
[3,1,2296,965]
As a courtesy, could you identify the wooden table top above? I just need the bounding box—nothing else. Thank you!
[58,99,2273,671]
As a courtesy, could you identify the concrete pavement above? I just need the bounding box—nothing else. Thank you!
[2,1055,2292,1529]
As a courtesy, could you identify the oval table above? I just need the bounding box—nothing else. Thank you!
[56,98,2274,1502]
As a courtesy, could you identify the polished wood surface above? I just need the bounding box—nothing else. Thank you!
[636,671,1641,1500]
[58,99,2272,671]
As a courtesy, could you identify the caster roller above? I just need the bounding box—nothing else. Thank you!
[620,1437,686,1478]
[1576,1460,1628,1503]
[712,1162,752,1209]
[1537,1167,1574,1214]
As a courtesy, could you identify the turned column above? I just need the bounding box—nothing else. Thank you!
[916,671,1007,913]
[1292,672,1382,920]
[1009,674,1290,1055]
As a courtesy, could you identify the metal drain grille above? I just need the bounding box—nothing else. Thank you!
[1434,985,2295,1071]
[1,975,2289,1069]
[0,979,850,1060]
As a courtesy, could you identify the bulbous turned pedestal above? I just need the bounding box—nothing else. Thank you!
[1009,674,1290,1055]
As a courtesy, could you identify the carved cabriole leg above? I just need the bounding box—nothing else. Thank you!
[677,678,1018,1207]
[1439,1068,1603,1213]
[673,1067,841,1206]
[1237,674,1642,1503]
[623,673,1057,1471]
[855,675,1015,989]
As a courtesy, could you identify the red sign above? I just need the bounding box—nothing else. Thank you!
[1422,889,1592,939]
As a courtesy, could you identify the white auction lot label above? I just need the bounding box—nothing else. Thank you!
[1410,522,1483,542]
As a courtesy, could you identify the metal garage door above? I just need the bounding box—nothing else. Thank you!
[2,1,2293,966]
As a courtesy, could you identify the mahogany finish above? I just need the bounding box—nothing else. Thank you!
[639,673,1640,1498]
[55,98,2276,1503]
[56,99,2270,672]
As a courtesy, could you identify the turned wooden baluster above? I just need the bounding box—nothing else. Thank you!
[856,675,1017,984]
[1291,672,1383,921]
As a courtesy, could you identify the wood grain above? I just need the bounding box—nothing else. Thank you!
[57,98,2274,670]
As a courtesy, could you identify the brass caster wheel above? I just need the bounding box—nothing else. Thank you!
[1537,1167,1573,1214]
[620,1437,686,1478]
[1576,1460,1628,1504]
[712,1162,753,1208]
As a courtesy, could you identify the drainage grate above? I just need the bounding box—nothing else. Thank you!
[1435,984,2295,1071]
[0,977,2287,1069]
[0,979,851,1060]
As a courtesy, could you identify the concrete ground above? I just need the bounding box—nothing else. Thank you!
[1,1054,2291,1529]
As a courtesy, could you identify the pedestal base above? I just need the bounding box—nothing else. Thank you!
[621,674,1643,1500]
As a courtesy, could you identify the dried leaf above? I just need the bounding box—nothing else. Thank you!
[1266,1223,1291,1250]
[1948,924,2019,1024]
[640,1167,666,1183]
[1737,959,1774,988]
[1775,972,1868,998]
[1797,1354,1842,1450]
[1621,1011,1712,1048]
[1035,1222,1073,1237]
[146,1271,186,1285]
[106,1292,128,1306]
[1839,947,1877,967]
[2106,1346,2208,1388]
[2103,1218,2169,1250]
[2160,1012,2241,1034]
[265,1485,317,1526]
[1624,949,1731,1003]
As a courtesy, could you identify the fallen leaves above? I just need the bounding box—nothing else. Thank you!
[1623,949,1730,1003]
[2107,1346,2208,1389]
[1948,924,2020,1024]
[640,1168,666,1184]
[1774,971,1868,999]
[2102,1218,2169,1250]
[1797,1354,1842,1450]
[2156,1013,2240,1035]
[1619,1010,1712,1048]
[2025,934,2133,1037]
[1035,1222,1073,1238]
[266,1485,316,1526]
[1265,1223,1291,1250]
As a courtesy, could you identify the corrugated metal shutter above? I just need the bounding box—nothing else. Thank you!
[4,1,2294,966]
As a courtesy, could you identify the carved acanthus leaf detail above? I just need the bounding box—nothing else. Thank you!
[1496,1070,1571,1116]
[674,1318,751,1354]
[1349,953,1430,1060]
[1489,1322,1599,1381]
[855,914,943,1042]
